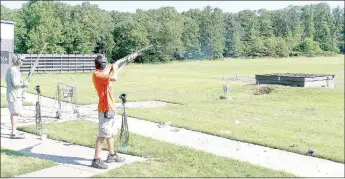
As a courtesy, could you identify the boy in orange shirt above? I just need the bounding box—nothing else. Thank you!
[91,55,125,169]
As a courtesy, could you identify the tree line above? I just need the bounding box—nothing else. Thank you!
[1,1,344,63]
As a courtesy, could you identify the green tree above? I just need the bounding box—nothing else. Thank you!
[301,5,315,39]
[1,5,28,53]
[224,13,242,57]
[112,19,149,60]
[1,4,12,20]
[332,6,344,53]
[181,15,202,59]
[198,6,225,59]
[312,3,338,52]
[22,1,65,53]
[140,7,184,62]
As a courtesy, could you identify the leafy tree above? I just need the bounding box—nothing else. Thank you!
[198,6,226,59]
[181,16,202,59]
[22,1,65,53]
[224,13,242,57]
[1,1,344,61]
[112,19,149,60]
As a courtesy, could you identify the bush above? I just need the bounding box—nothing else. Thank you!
[251,85,274,95]
[275,37,290,58]
[299,38,322,57]
[319,51,338,57]
[263,37,278,57]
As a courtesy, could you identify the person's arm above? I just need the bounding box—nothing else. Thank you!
[11,70,26,89]
[110,65,118,81]
[96,64,118,82]
[102,64,113,75]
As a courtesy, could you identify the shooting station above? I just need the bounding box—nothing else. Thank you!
[56,76,79,119]
[255,73,335,88]
[33,85,48,140]
[118,93,130,150]
[1,20,15,78]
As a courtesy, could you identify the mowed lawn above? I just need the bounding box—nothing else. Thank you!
[3,56,344,162]
[1,148,56,177]
[18,120,294,177]
[1,94,7,107]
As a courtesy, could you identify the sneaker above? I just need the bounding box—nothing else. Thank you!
[10,133,25,139]
[91,158,108,169]
[106,153,125,163]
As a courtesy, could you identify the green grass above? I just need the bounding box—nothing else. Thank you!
[7,56,345,163]
[1,148,56,177]
[18,120,294,177]
[1,94,8,107]
[1,94,34,108]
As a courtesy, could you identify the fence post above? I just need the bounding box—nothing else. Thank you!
[67,55,71,73]
[76,55,78,73]
[30,54,32,73]
[60,54,62,74]
[43,54,46,74]
[83,55,85,73]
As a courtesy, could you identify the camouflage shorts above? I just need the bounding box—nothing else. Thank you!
[98,112,117,138]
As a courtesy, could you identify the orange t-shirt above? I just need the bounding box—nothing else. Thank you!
[92,70,116,113]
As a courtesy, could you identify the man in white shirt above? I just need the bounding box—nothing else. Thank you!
[5,55,29,139]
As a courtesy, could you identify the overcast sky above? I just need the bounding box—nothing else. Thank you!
[1,1,344,13]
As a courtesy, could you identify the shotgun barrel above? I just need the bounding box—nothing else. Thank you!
[113,45,153,70]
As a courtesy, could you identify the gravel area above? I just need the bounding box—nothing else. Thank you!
[257,73,334,77]
[217,77,256,83]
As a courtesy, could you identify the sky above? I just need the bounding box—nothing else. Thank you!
[1,1,344,13]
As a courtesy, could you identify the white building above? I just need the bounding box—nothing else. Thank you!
[1,20,15,78]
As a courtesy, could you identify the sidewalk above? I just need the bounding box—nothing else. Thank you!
[90,116,344,177]
[1,126,146,177]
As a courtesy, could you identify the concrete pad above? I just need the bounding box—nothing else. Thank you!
[1,125,146,177]
[17,165,97,177]
[1,128,43,151]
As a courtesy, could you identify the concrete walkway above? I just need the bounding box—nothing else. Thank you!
[1,87,344,177]
[1,125,146,177]
[80,116,344,177]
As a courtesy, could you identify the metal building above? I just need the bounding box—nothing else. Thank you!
[1,20,15,78]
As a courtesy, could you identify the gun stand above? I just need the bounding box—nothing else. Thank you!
[34,85,47,140]
[118,93,130,150]
[220,84,232,100]
[56,77,79,119]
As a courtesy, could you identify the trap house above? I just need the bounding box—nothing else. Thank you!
[1,20,15,78]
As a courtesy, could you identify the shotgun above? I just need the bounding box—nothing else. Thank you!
[22,43,47,99]
[113,45,153,70]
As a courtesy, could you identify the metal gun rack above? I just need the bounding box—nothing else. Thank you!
[56,77,79,119]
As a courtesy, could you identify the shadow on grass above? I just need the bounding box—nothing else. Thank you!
[1,148,26,156]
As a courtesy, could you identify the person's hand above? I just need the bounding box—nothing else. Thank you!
[113,64,118,70]
[109,64,114,72]
[23,80,29,87]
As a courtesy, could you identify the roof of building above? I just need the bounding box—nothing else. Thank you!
[1,20,15,25]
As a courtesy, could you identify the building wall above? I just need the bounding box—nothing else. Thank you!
[1,21,15,78]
